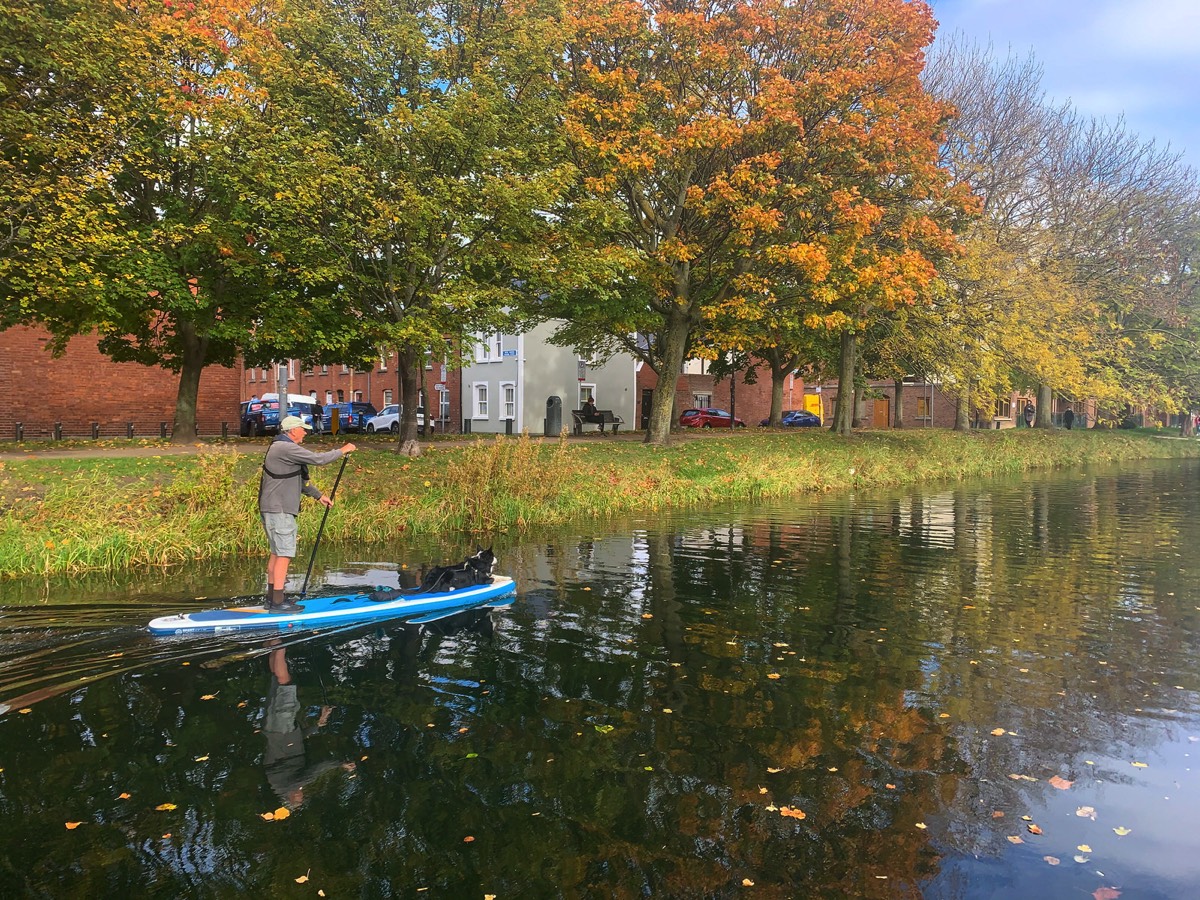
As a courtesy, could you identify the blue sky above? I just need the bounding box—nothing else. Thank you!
[929,0,1200,170]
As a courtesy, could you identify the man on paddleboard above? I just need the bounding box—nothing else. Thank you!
[259,415,356,613]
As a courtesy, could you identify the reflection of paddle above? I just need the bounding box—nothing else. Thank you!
[300,456,348,601]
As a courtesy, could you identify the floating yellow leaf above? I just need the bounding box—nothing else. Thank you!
[641,613,652,619]
[915,822,927,830]
[1113,826,1132,836]
[1076,806,1097,820]
[1044,856,1060,865]
[991,728,1006,736]
[463,835,475,843]
[767,767,783,774]
[1078,844,1092,853]
[260,812,275,821]
[1048,775,1073,790]
[992,811,1005,818]
[1007,835,1024,844]
[1131,761,1148,768]
[779,807,806,819]
[742,879,755,886]
[18,708,31,715]
[662,708,672,713]
[155,803,177,811]
[767,673,781,680]
[758,787,768,794]
[65,822,82,830]
[200,694,217,701]
[118,793,131,800]
[273,807,290,820]
[938,713,950,719]
[237,701,247,709]
[1028,824,1043,835]
[194,755,209,762]
[295,871,309,884]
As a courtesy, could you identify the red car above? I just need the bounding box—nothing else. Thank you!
[679,408,747,428]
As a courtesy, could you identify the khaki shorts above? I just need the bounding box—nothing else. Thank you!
[261,512,298,557]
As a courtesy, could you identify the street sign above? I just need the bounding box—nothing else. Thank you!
[502,349,517,358]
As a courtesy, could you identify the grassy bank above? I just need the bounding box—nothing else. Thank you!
[1,429,1197,579]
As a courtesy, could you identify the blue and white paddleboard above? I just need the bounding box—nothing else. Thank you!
[148,576,516,634]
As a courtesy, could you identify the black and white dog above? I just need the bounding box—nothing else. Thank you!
[370,548,496,601]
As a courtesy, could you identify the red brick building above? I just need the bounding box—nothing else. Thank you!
[635,357,801,428]
[0,325,241,440]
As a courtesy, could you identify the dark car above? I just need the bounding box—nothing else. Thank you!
[240,394,322,437]
[759,409,821,428]
[321,401,378,433]
[678,408,747,428]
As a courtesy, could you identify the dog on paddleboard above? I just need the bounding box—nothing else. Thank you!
[369,548,496,601]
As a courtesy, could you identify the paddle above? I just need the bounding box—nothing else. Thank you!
[299,455,348,601]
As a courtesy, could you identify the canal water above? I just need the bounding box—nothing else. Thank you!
[0,459,1198,898]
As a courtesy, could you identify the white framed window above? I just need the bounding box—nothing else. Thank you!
[425,350,434,370]
[579,384,596,407]
[341,364,350,374]
[321,365,328,375]
[379,351,387,372]
[473,383,489,418]
[491,333,503,360]
[248,369,255,382]
[383,389,393,406]
[502,382,516,419]
[288,359,296,378]
[693,393,711,408]
[324,390,333,405]
[438,386,450,422]
[353,390,363,401]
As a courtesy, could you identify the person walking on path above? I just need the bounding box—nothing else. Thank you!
[1023,403,1035,428]
[1063,408,1075,430]
[259,415,355,613]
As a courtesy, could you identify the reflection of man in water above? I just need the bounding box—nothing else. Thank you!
[263,642,354,809]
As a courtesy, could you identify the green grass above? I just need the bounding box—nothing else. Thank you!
[1,428,1197,579]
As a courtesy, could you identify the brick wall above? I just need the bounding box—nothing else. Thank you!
[0,325,242,440]
[635,360,803,427]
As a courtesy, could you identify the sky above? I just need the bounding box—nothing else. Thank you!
[929,0,1200,170]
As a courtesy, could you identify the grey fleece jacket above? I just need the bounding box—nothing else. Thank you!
[258,435,345,515]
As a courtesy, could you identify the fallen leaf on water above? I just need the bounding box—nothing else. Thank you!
[458,728,469,734]
[118,793,130,800]
[237,701,247,709]
[1092,888,1121,900]
[1074,855,1089,864]
[200,694,216,701]
[1048,775,1074,790]
[779,807,806,819]
[1076,806,1097,820]
[992,811,1005,819]
[765,804,778,811]
[915,822,927,830]
[18,709,31,715]
[155,803,177,811]
[594,724,614,734]
[1007,835,1023,844]
[1113,826,1132,836]
[767,673,781,680]
[742,878,755,886]
[1078,844,1093,853]
[259,812,274,821]
[1044,856,1060,865]
[662,708,673,713]
[319,892,326,898]
[295,871,309,884]
[1131,761,1148,768]
[1021,816,1033,822]
[641,613,652,619]
[1028,824,1043,835]
[938,713,950,719]
[767,767,783,774]
[65,822,82,830]
[273,807,290,820]
[194,755,209,762]
[463,836,475,843]
[885,783,896,790]
[991,728,1006,736]
[758,787,768,795]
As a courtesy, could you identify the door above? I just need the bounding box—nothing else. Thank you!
[640,389,653,429]
[872,398,890,429]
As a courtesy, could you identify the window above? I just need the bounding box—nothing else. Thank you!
[288,359,296,379]
[474,383,489,418]
[474,332,503,363]
[503,382,516,419]
[336,389,344,402]
[341,364,349,374]
[353,390,363,402]
[682,358,710,375]
[325,391,333,405]
[438,387,450,422]
[320,365,328,375]
[379,350,387,372]
[995,397,1012,419]
[917,397,931,419]
[579,384,596,407]
[383,389,393,406]
[693,393,711,408]
[491,333,503,360]
[425,350,434,370]
[248,369,255,382]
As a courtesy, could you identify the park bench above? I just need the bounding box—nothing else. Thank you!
[571,409,624,435]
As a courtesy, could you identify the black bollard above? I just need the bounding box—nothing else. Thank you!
[127,422,134,438]
[14,422,23,441]
[53,421,63,440]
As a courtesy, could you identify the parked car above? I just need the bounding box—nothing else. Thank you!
[678,408,747,428]
[759,409,821,428]
[321,401,378,433]
[240,393,322,436]
[366,405,431,434]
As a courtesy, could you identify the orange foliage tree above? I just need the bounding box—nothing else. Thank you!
[550,0,962,442]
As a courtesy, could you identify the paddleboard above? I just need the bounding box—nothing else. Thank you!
[148,576,516,634]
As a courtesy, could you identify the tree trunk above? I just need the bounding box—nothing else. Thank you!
[954,385,970,432]
[170,321,208,443]
[1181,410,1195,437]
[893,379,905,428]
[769,366,786,426]
[1035,384,1053,428]
[831,330,855,436]
[396,347,421,457]
[645,311,691,446]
